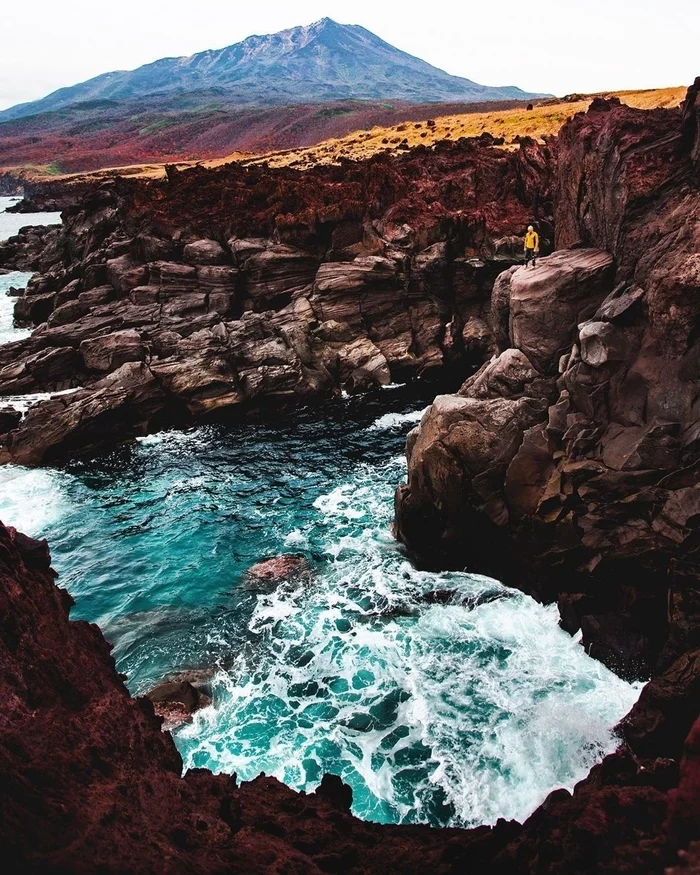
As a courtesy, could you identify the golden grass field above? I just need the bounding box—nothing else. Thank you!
[10,86,687,186]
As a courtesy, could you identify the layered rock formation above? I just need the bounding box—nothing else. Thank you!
[0,137,553,464]
[2,519,698,873]
[396,84,700,683]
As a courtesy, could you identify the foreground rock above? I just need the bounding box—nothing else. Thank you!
[0,137,555,464]
[396,85,700,682]
[2,519,699,872]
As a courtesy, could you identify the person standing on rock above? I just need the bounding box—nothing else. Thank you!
[524,225,540,269]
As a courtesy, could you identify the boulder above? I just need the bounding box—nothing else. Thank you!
[182,239,227,265]
[245,555,313,590]
[336,337,391,392]
[145,680,212,731]
[0,408,21,434]
[149,261,198,293]
[579,320,633,366]
[107,255,147,295]
[505,249,615,373]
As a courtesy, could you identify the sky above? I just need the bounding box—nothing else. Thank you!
[1,0,698,110]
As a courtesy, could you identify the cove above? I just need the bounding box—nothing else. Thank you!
[0,387,641,828]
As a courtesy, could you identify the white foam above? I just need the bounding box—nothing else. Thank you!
[283,529,307,547]
[135,427,212,453]
[313,483,368,520]
[177,454,641,827]
[366,408,428,432]
[0,466,71,535]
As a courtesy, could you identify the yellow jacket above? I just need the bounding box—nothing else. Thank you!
[524,230,539,250]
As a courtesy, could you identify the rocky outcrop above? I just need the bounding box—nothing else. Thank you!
[246,554,313,590]
[395,86,700,682]
[0,137,554,464]
[145,678,212,730]
[3,519,699,873]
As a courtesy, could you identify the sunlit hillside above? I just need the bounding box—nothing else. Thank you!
[225,86,686,170]
[3,86,686,189]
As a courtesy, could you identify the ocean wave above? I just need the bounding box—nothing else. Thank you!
[0,466,72,535]
[365,408,428,432]
[176,453,640,827]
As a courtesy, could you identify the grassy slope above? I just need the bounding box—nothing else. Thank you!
[225,86,686,170]
[4,86,686,188]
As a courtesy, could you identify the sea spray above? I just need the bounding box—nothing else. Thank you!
[0,394,642,828]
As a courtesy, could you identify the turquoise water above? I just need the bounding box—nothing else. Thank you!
[0,391,641,828]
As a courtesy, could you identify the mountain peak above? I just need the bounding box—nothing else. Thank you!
[0,19,548,123]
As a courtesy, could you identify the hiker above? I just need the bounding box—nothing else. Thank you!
[524,225,539,268]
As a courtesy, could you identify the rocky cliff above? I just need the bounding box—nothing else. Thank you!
[0,135,553,464]
[3,83,700,872]
[2,519,698,873]
[395,83,700,686]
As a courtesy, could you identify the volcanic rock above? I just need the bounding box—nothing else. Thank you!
[0,136,556,465]
[245,555,313,590]
[395,85,700,682]
[145,679,212,730]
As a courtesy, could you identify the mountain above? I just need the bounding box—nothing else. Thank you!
[0,18,546,122]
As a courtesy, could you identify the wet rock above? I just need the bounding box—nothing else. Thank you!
[581,613,654,681]
[163,668,216,697]
[245,555,313,590]
[145,680,212,730]
[621,648,700,759]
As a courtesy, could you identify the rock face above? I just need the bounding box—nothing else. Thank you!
[395,85,700,681]
[2,519,698,873]
[0,137,554,465]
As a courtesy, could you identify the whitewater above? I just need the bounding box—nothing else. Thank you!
[0,393,641,828]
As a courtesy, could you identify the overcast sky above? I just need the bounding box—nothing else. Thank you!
[2,0,698,110]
